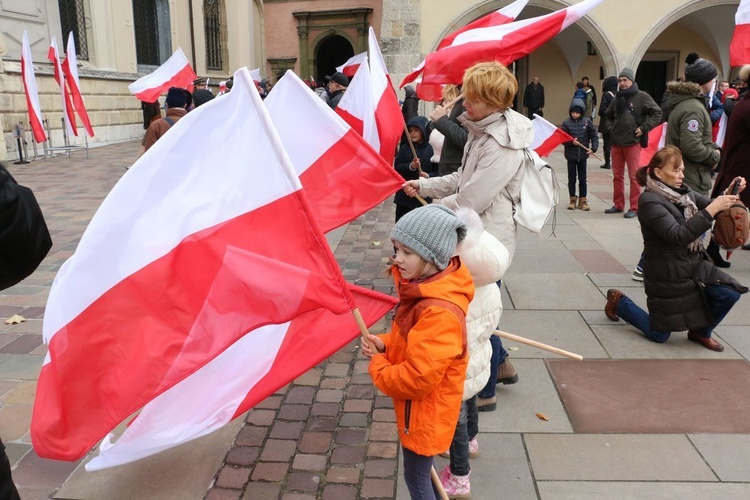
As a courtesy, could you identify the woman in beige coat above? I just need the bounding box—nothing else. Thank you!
[402,61,534,413]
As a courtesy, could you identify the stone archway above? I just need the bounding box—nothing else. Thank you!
[314,34,355,83]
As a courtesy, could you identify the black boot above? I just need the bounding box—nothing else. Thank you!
[707,239,730,268]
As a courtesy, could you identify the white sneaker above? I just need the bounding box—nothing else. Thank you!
[632,267,644,282]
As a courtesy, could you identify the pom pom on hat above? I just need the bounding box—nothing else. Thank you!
[391,205,467,271]
[684,52,718,86]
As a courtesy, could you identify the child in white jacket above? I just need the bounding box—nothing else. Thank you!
[439,209,509,498]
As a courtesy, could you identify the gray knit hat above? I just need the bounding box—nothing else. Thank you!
[684,53,717,86]
[618,67,635,82]
[391,205,467,270]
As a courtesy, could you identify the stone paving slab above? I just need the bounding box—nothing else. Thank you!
[688,434,750,482]
[504,273,607,310]
[537,481,750,499]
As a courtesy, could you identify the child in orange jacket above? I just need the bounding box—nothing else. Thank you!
[362,205,475,499]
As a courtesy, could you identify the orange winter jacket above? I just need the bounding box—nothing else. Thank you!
[369,257,474,456]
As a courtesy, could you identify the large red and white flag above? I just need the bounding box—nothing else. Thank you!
[401,0,528,88]
[48,36,77,137]
[712,112,728,148]
[368,28,404,165]
[336,57,379,143]
[337,52,368,77]
[266,70,404,232]
[62,32,94,137]
[20,31,46,143]
[85,285,396,470]
[128,48,197,103]
[530,113,573,157]
[417,0,605,101]
[639,122,668,166]
[730,0,750,67]
[32,68,367,461]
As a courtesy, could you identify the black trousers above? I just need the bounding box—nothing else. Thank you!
[0,439,20,500]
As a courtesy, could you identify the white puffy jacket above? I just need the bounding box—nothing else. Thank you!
[455,210,510,400]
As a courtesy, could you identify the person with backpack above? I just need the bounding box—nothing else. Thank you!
[598,76,618,169]
[562,98,599,211]
[141,87,189,154]
[402,61,534,410]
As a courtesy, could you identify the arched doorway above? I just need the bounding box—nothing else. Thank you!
[315,35,354,83]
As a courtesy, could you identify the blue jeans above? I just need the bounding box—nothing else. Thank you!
[449,396,478,476]
[478,281,508,400]
[402,446,439,499]
[617,284,741,342]
[567,159,588,197]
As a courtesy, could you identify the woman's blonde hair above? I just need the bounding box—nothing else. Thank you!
[462,61,518,111]
[441,84,461,107]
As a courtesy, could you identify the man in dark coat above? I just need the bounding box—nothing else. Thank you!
[522,76,544,119]
[598,76,618,169]
[325,72,348,110]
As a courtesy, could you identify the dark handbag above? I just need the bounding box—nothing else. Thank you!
[640,130,649,148]
[0,162,53,290]
[713,179,750,250]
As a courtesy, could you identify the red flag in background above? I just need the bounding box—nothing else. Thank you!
[730,0,750,66]
[48,36,78,137]
[128,48,197,103]
[638,122,668,166]
[20,31,47,143]
[529,114,574,157]
[62,32,94,137]
[337,52,368,77]
[32,68,366,461]
[416,0,605,101]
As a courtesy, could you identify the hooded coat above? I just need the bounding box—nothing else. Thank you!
[562,98,599,161]
[665,81,721,195]
[369,258,474,456]
[417,108,534,262]
[394,117,437,210]
[598,76,618,133]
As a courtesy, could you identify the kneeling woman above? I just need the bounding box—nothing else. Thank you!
[605,146,747,351]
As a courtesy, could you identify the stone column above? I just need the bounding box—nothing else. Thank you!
[379,0,421,96]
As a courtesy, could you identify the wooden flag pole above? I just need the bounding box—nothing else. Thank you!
[495,330,583,361]
[353,307,449,499]
[573,139,603,162]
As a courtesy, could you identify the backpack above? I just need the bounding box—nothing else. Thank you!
[0,162,53,290]
[507,149,559,234]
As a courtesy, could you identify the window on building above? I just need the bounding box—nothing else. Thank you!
[204,0,223,70]
[58,0,88,60]
[132,0,172,68]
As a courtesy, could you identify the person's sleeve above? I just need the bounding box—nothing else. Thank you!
[642,96,663,132]
[418,170,461,199]
[677,113,720,166]
[640,195,713,247]
[540,85,545,108]
[433,115,468,150]
[394,145,419,180]
[523,87,529,107]
[590,121,599,151]
[561,121,574,146]
[142,123,159,152]
[368,307,464,400]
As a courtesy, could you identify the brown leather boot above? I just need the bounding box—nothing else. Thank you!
[568,196,577,210]
[496,358,519,385]
[577,196,590,211]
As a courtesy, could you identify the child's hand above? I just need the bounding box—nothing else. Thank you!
[361,334,384,358]
[410,158,421,171]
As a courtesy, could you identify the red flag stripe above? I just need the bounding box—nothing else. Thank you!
[20,32,47,143]
[535,129,573,157]
[373,81,404,166]
[128,49,198,103]
[730,20,750,67]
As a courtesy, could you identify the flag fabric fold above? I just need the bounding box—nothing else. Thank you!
[336,58,378,143]
[85,285,397,470]
[730,0,750,67]
[416,0,604,101]
[368,28,404,165]
[639,122,668,166]
[400,0,528,88]
[128,48,198,103]
[713,113,728,148]
[530,114,573,157]
[62,32,94,137]
[337,52,368,77]
[32,67,359,461]
[20,31,47,143]
[266,70,405,232]
[48,36,77,137]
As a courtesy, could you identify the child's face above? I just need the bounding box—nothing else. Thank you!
[392,240,435,280]
[408,126,424,143]
[571,111,582,119]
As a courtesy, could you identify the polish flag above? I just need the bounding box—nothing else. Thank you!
[337,52,368,77]
[128,48,197,103]
[336,57,378,143]
[417,0,605,101]
[401,0,528,88]
[31,68,365,461]
[250,68,262,84]
[639,122,668,166]
[712,112,728,148]
[61,32,94,137]
[48,36,77,137]
[368,28,404,165]
[85,285,396,470]
[530,113,573,157]
[20,31,46,143]
[218,80,228,95]
[266,70,404,232]
[730,0,750,67]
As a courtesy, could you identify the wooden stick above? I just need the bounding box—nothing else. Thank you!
[354,308,450,499]
[574,140,604,162]
[442,93,464,110]
[431,465,450,500]
[415,194,428,206]
[403,121,424,176]
[495,330,583,361]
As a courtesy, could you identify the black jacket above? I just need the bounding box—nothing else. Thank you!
[562,110,599,161]
[394,118,437,208]
[598,76,617,132]
[638,188,747,331]
[523,83,545,109]
[433,100,468,176]
[603,83,662,146]
[328,90,345,109]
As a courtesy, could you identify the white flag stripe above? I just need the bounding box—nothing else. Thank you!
[85,322,288,470]
[21,32,44,136]
[738,0,750,24]
[368,28,390,96]
[250,68,261,83]
[50,36,75,137]
[44,67,301,344]
[530,115,560,150]
[561,0,605,29]
[336,59,380,149]
[128,48,192,95]
[337,52,368,73]
[66,32,81,85]
[265,71,349,173]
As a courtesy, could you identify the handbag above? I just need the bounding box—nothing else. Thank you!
[0,162,53,290]
[507,149,559,234]
[713,179,750,250]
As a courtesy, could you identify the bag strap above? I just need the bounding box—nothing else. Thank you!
[163,117,175,127]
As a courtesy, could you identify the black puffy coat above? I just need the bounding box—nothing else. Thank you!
[561,99,599,161]
[638,188,747,331]
[394,117,437,209]
[433,99,468,176]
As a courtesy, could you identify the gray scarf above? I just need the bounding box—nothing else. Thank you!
[645,177,703,253]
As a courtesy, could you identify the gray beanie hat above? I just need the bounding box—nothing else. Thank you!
[618,67,635,82]
[391,205,467,271]
[684,52,717,86]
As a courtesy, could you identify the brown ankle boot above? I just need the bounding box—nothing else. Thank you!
[578,196,590,211]
[568,196,577,210]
